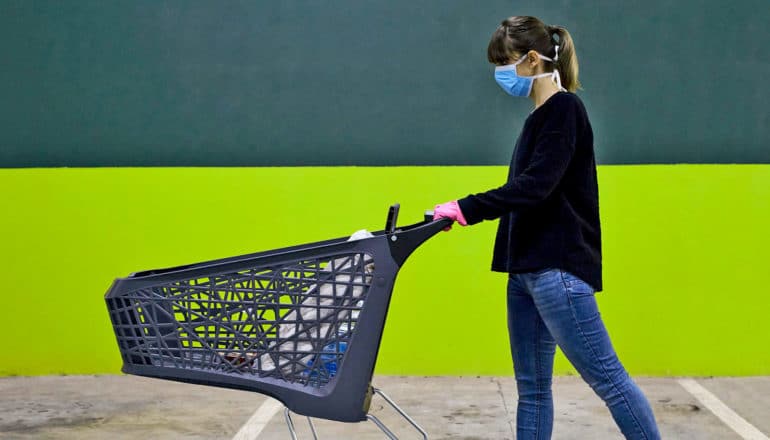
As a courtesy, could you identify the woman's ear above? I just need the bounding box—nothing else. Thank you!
[527,50,540,69]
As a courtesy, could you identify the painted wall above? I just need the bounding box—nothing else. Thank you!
[1,165,768,376]
[2,1,769,167]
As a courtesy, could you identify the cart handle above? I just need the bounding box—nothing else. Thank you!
[385,203,400,234]
[385,204,453,266]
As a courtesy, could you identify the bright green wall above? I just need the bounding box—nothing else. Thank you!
[1,165,768,376]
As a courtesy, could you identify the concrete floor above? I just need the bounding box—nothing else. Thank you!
[0,375,767,439]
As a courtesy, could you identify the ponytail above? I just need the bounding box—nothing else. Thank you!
[548,25,581,92]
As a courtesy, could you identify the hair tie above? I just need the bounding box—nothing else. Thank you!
[553,44,560,62]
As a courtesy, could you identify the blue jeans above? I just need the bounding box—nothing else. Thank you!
[507,268,661,440]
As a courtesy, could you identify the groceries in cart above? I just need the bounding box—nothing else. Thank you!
[256,229,374,382]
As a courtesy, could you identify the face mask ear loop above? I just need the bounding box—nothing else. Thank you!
[551,45,566,91]
[552,69,564,91]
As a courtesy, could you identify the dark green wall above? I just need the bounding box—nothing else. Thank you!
[2,0,768,167]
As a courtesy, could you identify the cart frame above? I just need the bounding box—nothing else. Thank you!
[105,205,448,438]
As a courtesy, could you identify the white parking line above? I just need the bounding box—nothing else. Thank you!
[231,398,283,440]
[678,378,768,440]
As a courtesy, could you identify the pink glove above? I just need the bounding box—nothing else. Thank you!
[433,200,468,231]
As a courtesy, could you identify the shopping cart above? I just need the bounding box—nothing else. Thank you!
[105,204,450,439]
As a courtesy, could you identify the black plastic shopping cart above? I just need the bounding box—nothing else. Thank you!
[105,204,450,439]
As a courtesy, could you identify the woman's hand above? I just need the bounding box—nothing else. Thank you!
[433,200,468,231]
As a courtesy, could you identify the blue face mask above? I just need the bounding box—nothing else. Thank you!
[494,46,563,97]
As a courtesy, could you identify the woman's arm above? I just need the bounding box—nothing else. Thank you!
[457,98,579,225]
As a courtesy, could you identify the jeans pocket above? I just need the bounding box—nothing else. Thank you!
[559,270,594,295]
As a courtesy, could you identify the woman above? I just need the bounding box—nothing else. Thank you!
[433,16,661,440]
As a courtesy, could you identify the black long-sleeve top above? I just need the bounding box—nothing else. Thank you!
[457,92,603,292]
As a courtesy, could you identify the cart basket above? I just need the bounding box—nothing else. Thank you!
[105,204,450,426]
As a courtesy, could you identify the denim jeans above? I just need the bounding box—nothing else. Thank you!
[507,268,661,440]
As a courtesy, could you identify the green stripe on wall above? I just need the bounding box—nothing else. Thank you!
[1,165,768,376]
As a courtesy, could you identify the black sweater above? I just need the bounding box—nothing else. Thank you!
[457,92,603,292]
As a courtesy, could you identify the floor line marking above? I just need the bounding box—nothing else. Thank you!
[494,378,516,438]
[231,398,283,440]
[678,378,768,440]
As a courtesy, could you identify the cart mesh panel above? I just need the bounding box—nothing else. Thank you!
[108,252,374,388]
